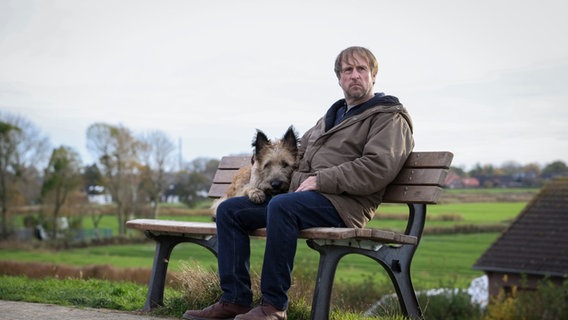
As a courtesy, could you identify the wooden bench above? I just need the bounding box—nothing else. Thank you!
[126,151,453,319]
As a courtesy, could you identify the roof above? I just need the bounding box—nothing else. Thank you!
[473,177,568,277]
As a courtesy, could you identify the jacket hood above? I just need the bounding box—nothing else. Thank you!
[324,93,413,132]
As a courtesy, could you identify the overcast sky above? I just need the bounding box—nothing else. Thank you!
[1,0,567,170]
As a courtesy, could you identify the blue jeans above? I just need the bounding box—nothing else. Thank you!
[215,191,346,310]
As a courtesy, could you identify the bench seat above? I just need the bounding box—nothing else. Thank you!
[127,219,417,245]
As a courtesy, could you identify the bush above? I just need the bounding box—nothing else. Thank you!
[484,279,568,320]
[419,289,483,320]
[175,262,224,310]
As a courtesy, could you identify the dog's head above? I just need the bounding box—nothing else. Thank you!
[252,126,299,195]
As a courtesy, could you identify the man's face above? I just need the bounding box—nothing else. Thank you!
[338,52,376,105]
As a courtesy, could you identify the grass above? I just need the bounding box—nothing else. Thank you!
[0,274,406,319]
[373,202,524,230]
[0,275,154,311]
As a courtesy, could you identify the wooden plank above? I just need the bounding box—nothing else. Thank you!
[382,185,442,204]
[215,152,453,171]
[404,151,453,168]
[212,170,240,184]
[390,168,449,186]
[218,156,251,169]
[250,227,356,239]
[212,183,444,205]
[212,168,448,191]
[126,219,217,235]
[126,219,417,244]
[356,228,418,244]
[208,184,231,198]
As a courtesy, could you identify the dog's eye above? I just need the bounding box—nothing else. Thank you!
[281,161,289,168]
[264,163,271,169]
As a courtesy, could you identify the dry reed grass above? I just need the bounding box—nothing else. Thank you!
[173,261,318,310]
[0,260,179,287]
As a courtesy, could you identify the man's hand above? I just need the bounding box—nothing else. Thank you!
[295,175,318,192]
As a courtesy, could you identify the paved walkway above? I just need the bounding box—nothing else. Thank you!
[0,300,177,320]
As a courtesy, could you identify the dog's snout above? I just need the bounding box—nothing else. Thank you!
[271,180,283,190]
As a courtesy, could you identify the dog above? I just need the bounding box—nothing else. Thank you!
[211,126,299,216]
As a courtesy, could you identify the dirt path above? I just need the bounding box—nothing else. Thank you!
[0,300,177,320]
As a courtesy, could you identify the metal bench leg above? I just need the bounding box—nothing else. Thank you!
[381,251,422,319]
[307,239,348,320]
[306,240,423,320]
[142,232,218,311]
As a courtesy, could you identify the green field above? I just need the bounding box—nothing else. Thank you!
[2,199,527,290]
[62,201,523,235]
[0,233,499,290]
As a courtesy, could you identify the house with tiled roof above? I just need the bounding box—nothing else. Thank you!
[473,177,568,296]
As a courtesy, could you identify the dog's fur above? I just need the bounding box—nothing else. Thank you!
[211,126,299,216]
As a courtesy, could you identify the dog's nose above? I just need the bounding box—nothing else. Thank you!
[271,180,283,190]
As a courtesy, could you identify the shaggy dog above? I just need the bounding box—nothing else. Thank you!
[211,126,299,216]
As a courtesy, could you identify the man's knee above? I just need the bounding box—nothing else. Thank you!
[267,193,294,211]
[216,197,241,221]
[267,193,306,220]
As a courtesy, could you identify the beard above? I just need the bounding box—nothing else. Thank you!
[344,83,371,102]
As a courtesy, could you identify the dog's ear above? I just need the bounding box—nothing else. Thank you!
[282,125,299,154]
[253,129,270,158]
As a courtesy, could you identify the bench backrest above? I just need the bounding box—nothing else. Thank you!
[208,151,453,204]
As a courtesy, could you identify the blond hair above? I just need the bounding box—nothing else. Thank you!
[333,46,378,79]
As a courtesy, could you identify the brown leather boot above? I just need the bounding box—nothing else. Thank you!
[182,301,252,320]
[234,302,287,320]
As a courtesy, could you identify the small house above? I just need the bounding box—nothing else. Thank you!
[473,177,568,297]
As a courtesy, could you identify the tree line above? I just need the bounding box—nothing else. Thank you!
[0,111,219,239]
[449,160,568,188]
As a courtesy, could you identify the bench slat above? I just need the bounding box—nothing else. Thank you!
[126,219,217,234]
[404,151,453,168]
[389,168,448,186]
[210,182,446,204]
[212,170,241,184]
[218,156,251,169]
[213,167,449,187]
[383,185,442,204]
[218,152,453,170]
[208,184,232,198]
[127,219,417,245]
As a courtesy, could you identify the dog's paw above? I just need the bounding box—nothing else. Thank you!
[247,188,266,203]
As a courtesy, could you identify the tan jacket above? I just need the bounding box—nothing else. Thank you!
[289,95,414,228]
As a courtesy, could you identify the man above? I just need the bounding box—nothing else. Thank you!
[183,46,414,320]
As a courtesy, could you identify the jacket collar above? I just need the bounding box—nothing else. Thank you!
[324,93,402,131]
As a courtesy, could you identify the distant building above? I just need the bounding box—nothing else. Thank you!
[87,194,112,204]
[86,185,112,204]
[445,173,480,189]
[473,177,568,297]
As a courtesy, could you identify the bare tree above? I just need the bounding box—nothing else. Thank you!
[175,158,219,207]
[0,112,50,238]
[86,123,141,237]
[139,130,176,218]
[41,146,83,239]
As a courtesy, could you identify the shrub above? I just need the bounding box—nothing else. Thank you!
[174,262,224,310]
[419,289,483,320]
[484,279,568,320]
